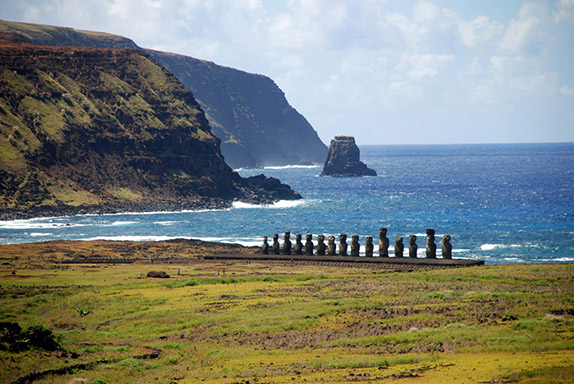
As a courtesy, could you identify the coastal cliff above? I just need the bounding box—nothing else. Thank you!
[0,20,328,169]
[0,39,300,218]
[146,50,327,168]
[320,136,377,177]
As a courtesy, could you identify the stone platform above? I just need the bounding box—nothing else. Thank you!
[203,253,484,269]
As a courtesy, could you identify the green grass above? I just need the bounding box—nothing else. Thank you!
[0,261,573,383]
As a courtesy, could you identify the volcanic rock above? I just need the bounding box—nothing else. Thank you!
[320,136,377,177]
[0,20,328,169]
[146,271,170,278]
[0,40,301,218]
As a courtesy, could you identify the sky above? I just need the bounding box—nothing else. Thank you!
[1,0,573,145]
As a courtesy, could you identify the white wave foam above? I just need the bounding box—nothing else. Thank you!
[232,200,306,209]
[0,221,87,230]
[108,221,138,226]
[154,221,177,226]
[503,257,525,263]
[480,244,521,251]
[82,235,193,242]
[29,232,53,237]
[263,165,321,170]
[480,244,501,251]
[196,236,261,247]
[540,257,574,262]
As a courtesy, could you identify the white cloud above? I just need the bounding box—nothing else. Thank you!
[397,54,454,80]
[0,0,572,144]
[457,15,503,48]
[413,1,440,23]
[497,2,546,55]
[554,0,574,23]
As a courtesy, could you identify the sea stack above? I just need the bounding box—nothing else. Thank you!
[320,136,377,177]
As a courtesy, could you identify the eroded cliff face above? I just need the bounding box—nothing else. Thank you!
[0,40,300,215]
[0,20,328,169]
[146,51,328,168]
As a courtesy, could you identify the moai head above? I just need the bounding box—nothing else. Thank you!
[273,233,279,242]
[366,236,373,245]
[284,231,291,241]
[426,228,435,240]
[443,234,451,244]
[340,234,347,242]
[379,227,387,238]
[328,235,335,244]
[396,236,404,247]
[306,234,313,242]
[263,236,268,243]
[409,235,417,245]
[318,234,325,243]
[296,233,302,242]
[352,235,359,244]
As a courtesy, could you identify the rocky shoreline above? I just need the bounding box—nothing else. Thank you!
[0,199,227,221]
[0,190,296,221]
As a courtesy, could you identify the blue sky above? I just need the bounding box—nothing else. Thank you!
[1,0,573,145]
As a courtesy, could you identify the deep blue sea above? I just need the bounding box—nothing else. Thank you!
[1,143,573,265]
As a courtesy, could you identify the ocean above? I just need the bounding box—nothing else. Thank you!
[1,143,573,265]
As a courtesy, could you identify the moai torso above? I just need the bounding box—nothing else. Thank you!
[365,236,374,257]
[327,235,336,255]
[409,235,418,258]
[294,234,303,255]
[442,235,452,259]
[272,234,280,255]
[351,235,360,256]
[317,235,326,255]
[305,234,314,255]
[282,232,292,255]
[339,234,348,256]
[262,236,269,255]
[395,236,404,257]
[426,228,436,258]
[378,227,389,257]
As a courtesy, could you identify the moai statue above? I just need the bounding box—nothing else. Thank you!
[317,235,326,256]
[327,235,336,255]
[409,235,418,258]
[282,232,292,255]
[426,228,437,258]
[305,234,314,255]
[378,227,389,257]
[365,236,374,257]
[272,233,280,255]
[351,235,360,256]
[339,234,348,256]
[262,236,269,255]
[442,235,452,259]
[395,236,404,257]
[294,234,303,255]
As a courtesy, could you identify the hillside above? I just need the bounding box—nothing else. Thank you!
[0,20,328,168]
[0,39,300,217]
[146,50,327,168]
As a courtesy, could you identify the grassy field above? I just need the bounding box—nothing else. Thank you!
[1,245,573,383]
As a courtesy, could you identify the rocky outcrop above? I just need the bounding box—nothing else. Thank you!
[320,136,377,177]
[146,271,170,279]
[0,41,300,217]
[0,20,328,169]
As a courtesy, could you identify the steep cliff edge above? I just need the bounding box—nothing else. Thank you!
[320,136,377,177]
[0,20,328,169]
[0,40,300,218]
[146,50,327,168]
